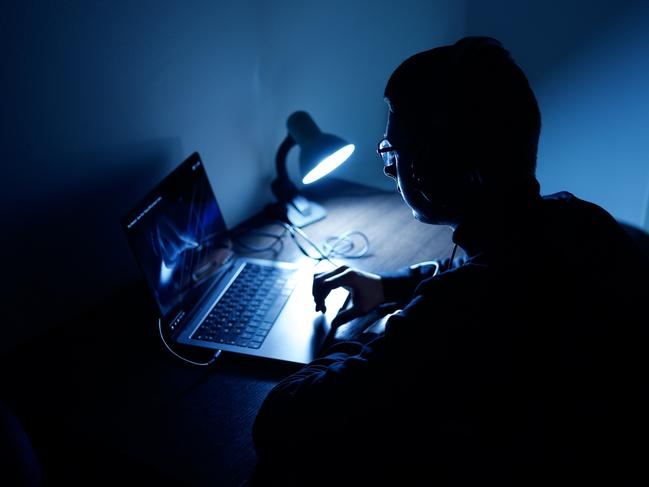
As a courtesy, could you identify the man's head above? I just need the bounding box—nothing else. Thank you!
[381,37,541,225]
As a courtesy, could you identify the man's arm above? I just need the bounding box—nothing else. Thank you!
[251,277,454,485]
[312,261,443,330]
[252,338,388,481]
[380,260,442,303]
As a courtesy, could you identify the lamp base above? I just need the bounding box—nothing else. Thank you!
[285,195,327,227]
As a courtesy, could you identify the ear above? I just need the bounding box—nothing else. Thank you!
[408,141,436,188]
[400,145,424,191]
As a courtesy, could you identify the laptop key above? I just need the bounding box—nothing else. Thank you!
[254,329,269,338]
[253,311,268,321]
[192,264,298,348]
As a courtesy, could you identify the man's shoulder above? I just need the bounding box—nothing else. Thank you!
[541,191,617,222]
[412,259,490,299]
[537,191,648,286]
[539,190,626,242]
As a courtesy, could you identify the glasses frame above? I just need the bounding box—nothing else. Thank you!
[376,138,405,167]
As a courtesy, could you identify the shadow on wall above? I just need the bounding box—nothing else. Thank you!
[465,0,640,83]
[0,138,183,356]
[466,0,649,229]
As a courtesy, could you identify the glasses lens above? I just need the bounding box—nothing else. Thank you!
[378,139,397,167]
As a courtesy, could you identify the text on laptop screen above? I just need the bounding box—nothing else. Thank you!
[123,155,232,317]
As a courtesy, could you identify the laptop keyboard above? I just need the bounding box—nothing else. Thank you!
[192,263,297,349]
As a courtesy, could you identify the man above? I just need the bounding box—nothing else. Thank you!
[251,37,648,486]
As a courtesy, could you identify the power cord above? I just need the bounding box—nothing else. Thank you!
[231,226,288,254]
[449,243,458,268]
[409,260,441,276]
[233,220,370,264]
[408,244,458,276]
[285,223,370,262]
[158,317,221,366]
[323,230,371,259]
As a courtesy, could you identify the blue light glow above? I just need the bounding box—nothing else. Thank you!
[302,144,355,184]
[160,260,174,284]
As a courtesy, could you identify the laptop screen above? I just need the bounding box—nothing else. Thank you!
[122,152,233,318]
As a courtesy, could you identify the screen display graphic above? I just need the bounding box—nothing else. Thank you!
[123,154,232,317]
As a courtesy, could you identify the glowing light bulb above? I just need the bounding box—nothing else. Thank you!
[302,144,355,184]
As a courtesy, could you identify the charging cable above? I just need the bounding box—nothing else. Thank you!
[276,221,370,264]
[409,260,441,276]
[158,317,221,366]
[232,220,370,265]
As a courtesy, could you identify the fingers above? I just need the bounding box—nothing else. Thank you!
[331,306,364,329]
[316,268,361,316]
[313,266,349,312]
[313,265,349,287]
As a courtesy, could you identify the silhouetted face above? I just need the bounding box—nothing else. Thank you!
[382,108,467,226]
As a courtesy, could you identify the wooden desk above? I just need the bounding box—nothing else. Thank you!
[235,178,457,274]
[1,179,456,486]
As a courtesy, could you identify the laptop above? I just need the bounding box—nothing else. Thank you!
[121,152,349,364]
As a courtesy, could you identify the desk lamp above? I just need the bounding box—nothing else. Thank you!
[271,111,355,227]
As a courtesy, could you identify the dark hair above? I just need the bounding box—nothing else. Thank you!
[384,37,541,184]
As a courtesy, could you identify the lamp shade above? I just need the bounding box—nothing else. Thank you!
[286,111,355,185]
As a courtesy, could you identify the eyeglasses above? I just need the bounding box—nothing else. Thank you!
[376,138,402,167]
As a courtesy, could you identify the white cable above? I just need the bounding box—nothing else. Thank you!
[280,222,370,263]
[322,230,370,259]
[409,260,441,276]
[235,220,370,265]
[449,243,458,268]
[283,223,336,263]
[158,317,221,366]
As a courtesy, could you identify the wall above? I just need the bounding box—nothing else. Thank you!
[466,0,649,229]
[260,0,465,192]
[0,1,464,355]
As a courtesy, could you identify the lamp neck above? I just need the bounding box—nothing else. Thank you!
[275,134,296,180]
[271,134,299,203]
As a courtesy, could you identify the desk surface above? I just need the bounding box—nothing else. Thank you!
[1,179,456,486]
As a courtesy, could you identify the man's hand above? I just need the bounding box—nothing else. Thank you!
[312,265,385,328]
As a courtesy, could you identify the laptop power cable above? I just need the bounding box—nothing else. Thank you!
[232,220,370,265]
[158,317,222,366]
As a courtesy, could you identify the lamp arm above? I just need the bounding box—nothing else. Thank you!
[275,134,295,181]
[271,134,299,203]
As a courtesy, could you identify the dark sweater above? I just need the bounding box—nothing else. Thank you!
[252,190,649,486]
